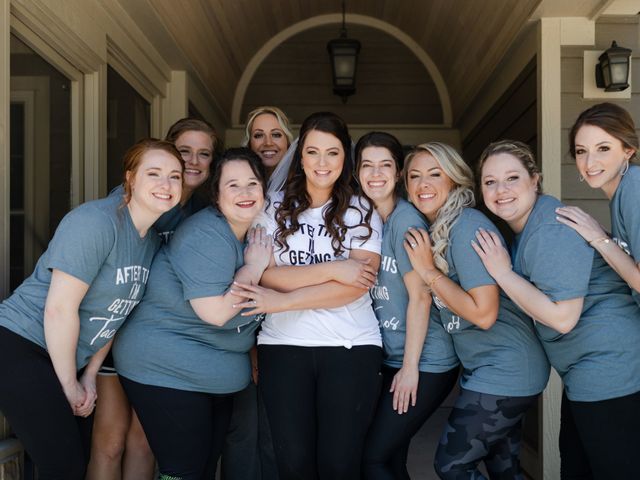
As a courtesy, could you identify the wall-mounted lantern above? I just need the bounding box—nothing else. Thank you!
[596,41,632,92]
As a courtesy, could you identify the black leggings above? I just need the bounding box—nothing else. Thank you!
[362,365,459,480]
[120,376,233,480]
[434,387,536,480]
[560,390,640,480]
[0,327,92,480]
[258,344,382,480]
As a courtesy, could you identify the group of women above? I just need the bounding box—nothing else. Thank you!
[0,101,638,480]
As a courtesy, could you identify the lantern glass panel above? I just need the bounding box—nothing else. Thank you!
[611,62,628,85]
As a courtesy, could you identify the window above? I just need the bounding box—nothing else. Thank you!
[10,34,71,291]
[106,65,150,191]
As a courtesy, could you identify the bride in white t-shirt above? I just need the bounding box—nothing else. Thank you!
[232,111,383,479]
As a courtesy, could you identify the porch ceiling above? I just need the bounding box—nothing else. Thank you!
[116,0,613,125]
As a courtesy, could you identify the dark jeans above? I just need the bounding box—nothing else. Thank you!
[120,376,233,480]
[434,387,536,480]
[258,344,382,480]
[221,382,279,480]
[560,390,640,480]
[362,365,459,480]
[0,326,92,480]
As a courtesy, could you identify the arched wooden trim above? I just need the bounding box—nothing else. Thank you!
[231,14,452,127]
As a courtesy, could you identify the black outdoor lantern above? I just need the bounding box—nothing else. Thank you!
[596,41,632,92]
[327,0,361,103]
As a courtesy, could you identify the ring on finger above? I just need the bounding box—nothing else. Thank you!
[410,242,417,248]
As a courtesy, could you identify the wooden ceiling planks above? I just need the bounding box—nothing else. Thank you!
[137,0,544,123]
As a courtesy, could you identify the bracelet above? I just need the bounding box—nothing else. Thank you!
[589,237,611,246]
[428,273,444,289]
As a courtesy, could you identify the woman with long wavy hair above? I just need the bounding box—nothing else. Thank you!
[231,112,383,479]
[403,142,549,479]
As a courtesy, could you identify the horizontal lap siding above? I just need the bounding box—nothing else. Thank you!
[561,17,640,231]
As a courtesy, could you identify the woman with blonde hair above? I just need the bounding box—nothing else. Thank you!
[243,106,294,180]
[221,106,294,480]
[403,142,549,479]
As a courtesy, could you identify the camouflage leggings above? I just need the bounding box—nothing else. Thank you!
[434,388,536,480]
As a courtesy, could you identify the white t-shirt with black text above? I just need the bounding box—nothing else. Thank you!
[258,193,383,348]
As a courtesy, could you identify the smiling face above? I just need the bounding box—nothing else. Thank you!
[217,159,265,228]
[249,113,289,170]
[358,146,399,207]
[301,129,345,204]
[574,124,635,198]
[405,152,454,223]
[175,130,214,192]
[127,149,183,216]
[480,152,539,233]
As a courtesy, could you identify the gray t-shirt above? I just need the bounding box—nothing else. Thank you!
[0,195,160,368]
[514,194,640,401]
[371,199,458,373]
[113,207,260,394]
[435,208,550,397]
[610,165,640,306]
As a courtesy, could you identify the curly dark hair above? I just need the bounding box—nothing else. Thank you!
[274,112,373,258]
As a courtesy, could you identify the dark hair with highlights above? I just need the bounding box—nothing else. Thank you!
[568,102,638,161]
[209,147,266,211]
[274,111,373,257]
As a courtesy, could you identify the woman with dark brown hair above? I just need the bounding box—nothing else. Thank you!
[0,139,183,479]
[112,148,271,480]
[232,112,383,479]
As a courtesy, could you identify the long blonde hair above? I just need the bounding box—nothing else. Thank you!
[404,142,475,274]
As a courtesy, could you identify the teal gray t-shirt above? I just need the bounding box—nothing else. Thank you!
[435,208,550,397]
[0,195,160,368]
[514,194,640,401]
[371,199,458,373]
[113,207,260,394]
[610,165,640,306]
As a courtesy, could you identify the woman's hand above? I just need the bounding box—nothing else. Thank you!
[243,227,273,275]
[331,258,377,289]
[471,228,512,282]
[555,206,608,243]
[75,371,98,417]
[231,282,286,316]
[61,379,89,417]
[390,365,419,414]
[404,228,437,279]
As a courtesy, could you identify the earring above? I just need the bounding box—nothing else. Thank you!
[578,174,585,182]
[620,160,630,176]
